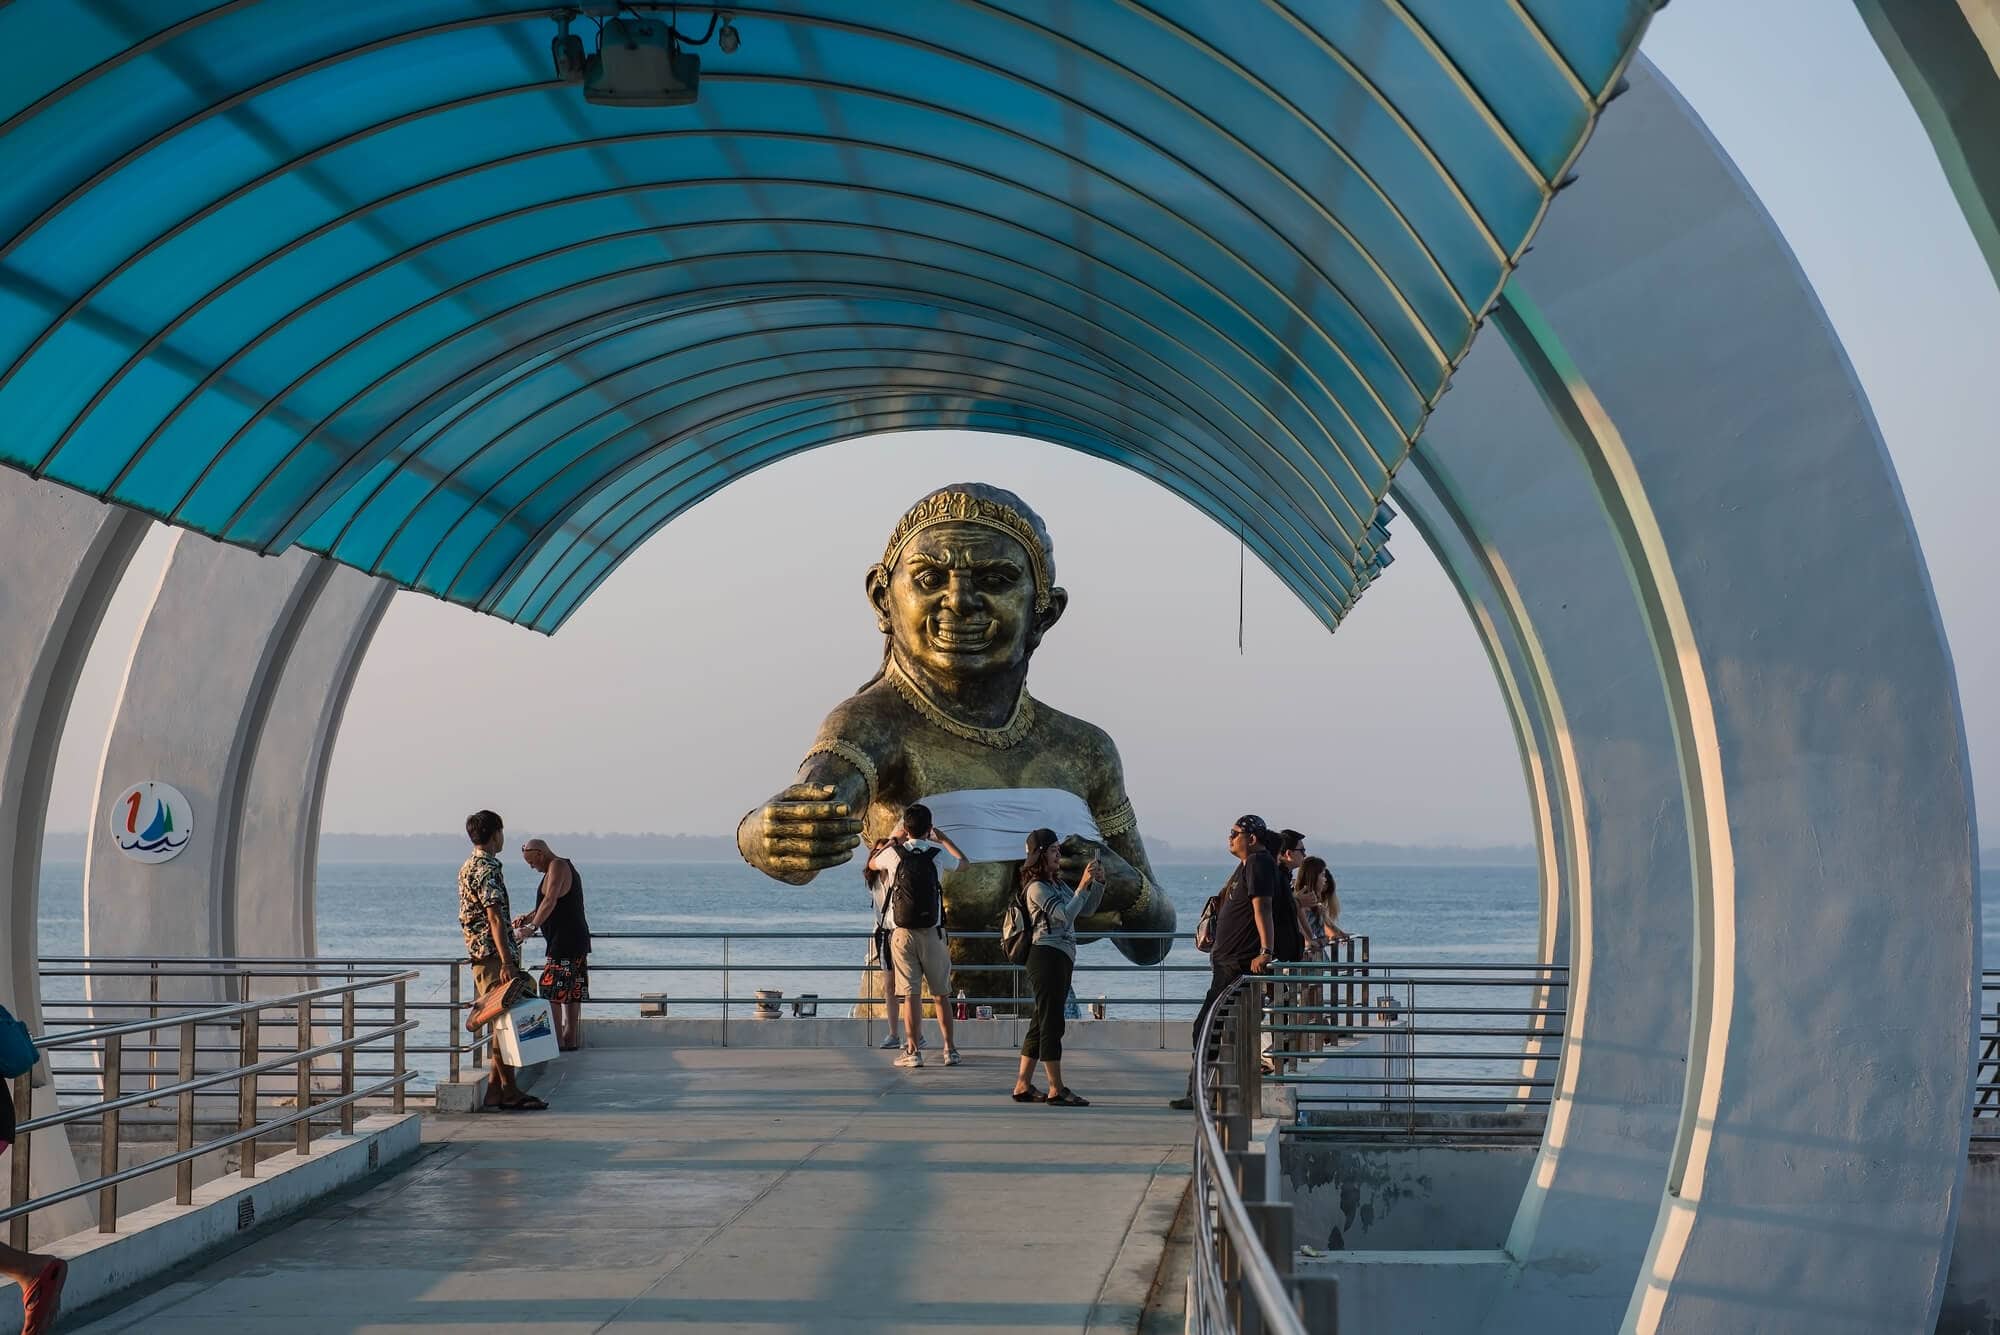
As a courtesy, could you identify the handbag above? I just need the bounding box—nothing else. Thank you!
[0,1004,38,1079]
[1195,866,1244,954]
[465,972,534,1031]
[1193,892,1222,953]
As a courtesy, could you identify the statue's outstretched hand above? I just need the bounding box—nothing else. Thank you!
[738,783,864,885]
[1060,835,1139,909]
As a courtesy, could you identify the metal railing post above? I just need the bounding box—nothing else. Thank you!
[1158,963,1167,1051]
[721,936,731,1048]
[1406,979,1418,1136]
[10,1073,31,1248]
[393,978,407,1115]
[239,1000,260,1179]
[1359,937,1371,1029]
[1239,983,1263,1120]
[1293,1274,1339,1332]
[295,1002,312,1156]
[100,1032,121,1229]
[175,1023,196,1205]
[340,989,356,1135]
[448,961,462,1085]
[147,961,160,1091]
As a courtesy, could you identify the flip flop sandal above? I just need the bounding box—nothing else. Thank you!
[22,1257,66,1335]
[1047,1089,1090,1107]
[494,1093,549,1111]
[1011,1086,1048,1102]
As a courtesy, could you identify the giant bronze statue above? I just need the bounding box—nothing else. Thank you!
[736,484,1175,976]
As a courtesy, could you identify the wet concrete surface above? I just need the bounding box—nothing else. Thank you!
[70,1044,1192,1333]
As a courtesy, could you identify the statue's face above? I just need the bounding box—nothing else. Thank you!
[879,522,1044,679]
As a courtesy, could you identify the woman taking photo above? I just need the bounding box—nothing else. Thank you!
[1012,827,1104,1107]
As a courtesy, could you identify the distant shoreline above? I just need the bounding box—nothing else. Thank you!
[42,829,1550,867]
[41,831,2000,871]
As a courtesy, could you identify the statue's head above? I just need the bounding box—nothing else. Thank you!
[868,484,1069,680]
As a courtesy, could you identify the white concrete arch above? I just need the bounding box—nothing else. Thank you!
[1502,58,1978,1333]
[0,473,149,1029]
[0,470,148,1237]
[1388,464,1573,1094]
[235,567,394,960]
[1408,334,1695,1330]
[1316,53,1975,1333]
[83,537,331,1012]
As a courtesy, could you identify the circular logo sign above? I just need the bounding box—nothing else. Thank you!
[110,781,194,864]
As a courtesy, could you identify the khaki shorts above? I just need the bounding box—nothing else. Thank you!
[890,927,951,998]
[470,954,510,999]
[469,955,533,1012]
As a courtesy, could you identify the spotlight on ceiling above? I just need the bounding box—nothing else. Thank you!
[584,15,701,108]
[718,14,740,54]
[550,14,586,84]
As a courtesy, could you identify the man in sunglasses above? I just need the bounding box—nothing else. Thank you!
[1169,813,1280,1110]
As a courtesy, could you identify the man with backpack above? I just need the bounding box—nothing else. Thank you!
[867,803,966,1068]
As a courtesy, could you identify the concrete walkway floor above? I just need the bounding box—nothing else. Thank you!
[71,1044,1193,1334]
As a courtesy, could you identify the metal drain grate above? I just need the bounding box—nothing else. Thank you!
[236,1196,255,1231]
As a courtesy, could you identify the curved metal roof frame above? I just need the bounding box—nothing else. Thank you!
[0,0,1656,633]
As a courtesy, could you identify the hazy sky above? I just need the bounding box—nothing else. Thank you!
[44,1,2000,852]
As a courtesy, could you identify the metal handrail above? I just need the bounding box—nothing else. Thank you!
[27,975,407,1051]
[34,936,1378,1093]
[0,1072,411,1223]
[1190,974,1320,1334]
[6,970,417,1246]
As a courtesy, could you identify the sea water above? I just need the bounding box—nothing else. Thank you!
[32,860,2000,1091]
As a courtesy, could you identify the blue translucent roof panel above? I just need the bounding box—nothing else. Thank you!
[0,0,1657,633]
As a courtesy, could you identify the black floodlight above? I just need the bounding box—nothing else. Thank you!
[551,15,586,83]
[585,15,701,108]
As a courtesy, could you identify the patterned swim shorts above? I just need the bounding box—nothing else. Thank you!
[540,956,590,1003]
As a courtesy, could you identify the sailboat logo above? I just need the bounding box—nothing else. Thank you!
[110,782,194,864]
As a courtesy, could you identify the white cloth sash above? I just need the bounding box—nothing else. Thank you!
[917,788,1101,864]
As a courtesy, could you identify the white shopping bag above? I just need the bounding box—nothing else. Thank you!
[493,995,560,1066]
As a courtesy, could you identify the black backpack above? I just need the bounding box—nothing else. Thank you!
[888,843,944,929]
[1000,881,1040,965]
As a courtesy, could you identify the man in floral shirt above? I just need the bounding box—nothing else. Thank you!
[459,809,543,1110]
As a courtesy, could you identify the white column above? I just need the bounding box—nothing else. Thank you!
[235,568,393,959]
[83,537,331,1009]
[1508,58,1978,1335]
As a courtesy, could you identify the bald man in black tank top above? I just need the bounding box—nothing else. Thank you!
[516,839,593,1052]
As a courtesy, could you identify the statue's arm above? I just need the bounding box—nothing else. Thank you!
[1072,732,1177,965]
[735,708,885,886]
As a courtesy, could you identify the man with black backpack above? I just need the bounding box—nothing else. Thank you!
[866,803,966,1068]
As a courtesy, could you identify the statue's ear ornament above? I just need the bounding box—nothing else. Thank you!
[881,489,1054,613]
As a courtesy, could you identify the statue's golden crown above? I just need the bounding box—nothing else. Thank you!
[881,488,1054,612]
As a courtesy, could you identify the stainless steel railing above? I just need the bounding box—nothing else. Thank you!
[44,936,1373,1091]
[1266,958,1566,1140]
[4,971,417,1246]
[1189,975,1332,1334]
[1974,970,2000,1143]
[38,958,484,1094]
